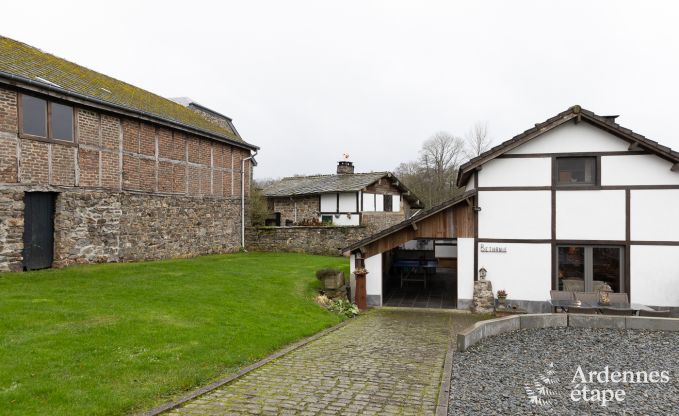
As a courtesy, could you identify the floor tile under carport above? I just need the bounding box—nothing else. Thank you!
[383,270,457,309]
[166,309,480,416]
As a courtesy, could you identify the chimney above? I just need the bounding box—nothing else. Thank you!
[337,161,354,174]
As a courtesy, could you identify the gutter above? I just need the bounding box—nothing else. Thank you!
[241,150,258,250]
[0,71,259,151]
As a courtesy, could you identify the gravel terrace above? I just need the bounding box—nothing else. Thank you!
[450,327,679,415]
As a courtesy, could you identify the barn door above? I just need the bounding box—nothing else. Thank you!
[23,192,56,270]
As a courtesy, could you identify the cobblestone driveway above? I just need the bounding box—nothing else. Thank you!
[167,308,478,416]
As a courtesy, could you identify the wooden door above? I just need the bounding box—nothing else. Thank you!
[23,192,56,270]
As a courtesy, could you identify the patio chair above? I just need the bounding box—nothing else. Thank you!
[600,307,636,316]
[550,290,574,312]
[569,306,599,315]
[638,309,672,318]
[574,292,598,304]
[608,293,629,304]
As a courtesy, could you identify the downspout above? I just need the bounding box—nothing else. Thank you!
[241,150,258,250]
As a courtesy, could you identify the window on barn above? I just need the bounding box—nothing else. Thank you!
[556,157,596,186]
[21,94,74,142]
[383,194,393,212]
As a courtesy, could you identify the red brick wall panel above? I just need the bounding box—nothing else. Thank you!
[200,167,211,195]
[101,151,119,189]
[158,161,173,193]
[78,149,99,187]
[20,141,49,184]
[101,115,120,150]
[199,141,211,166]
[212,170,223,197]
[187,136,200,164]
[0,138,17,183]
[122,119,139,153]
[172,131,186,161]
[139,122,156,156]
[77,109,100,146]
[122,154,140,190]
[139,158,156,192]
[173,164,186,194]
[51,144,75,186]
[157,127,173,159]
[187,166,200,195]
[223,171,232,197]
[0,88,17,134]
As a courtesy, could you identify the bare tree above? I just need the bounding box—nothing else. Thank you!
[464,121,492,159]
[418,132,465,206]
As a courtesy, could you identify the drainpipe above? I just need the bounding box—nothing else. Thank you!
[241,150,258,250]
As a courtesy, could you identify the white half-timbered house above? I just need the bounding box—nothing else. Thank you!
[344,106,679,313]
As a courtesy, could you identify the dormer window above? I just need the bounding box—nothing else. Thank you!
[20,94,74,142]
[556,157,596,186]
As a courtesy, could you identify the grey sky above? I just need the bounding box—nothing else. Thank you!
[4,1,678,179]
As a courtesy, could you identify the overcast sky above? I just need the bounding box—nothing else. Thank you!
[3,1,679,179]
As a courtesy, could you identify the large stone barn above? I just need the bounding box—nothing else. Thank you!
[0,36,258,271]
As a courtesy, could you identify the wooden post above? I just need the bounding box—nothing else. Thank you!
[354,271,367,310]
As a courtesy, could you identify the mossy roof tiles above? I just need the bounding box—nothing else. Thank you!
[0,36,255,149]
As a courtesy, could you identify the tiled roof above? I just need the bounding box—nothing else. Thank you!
[456,105,679,186]
[264,172,390,196]
[0,36,256,149]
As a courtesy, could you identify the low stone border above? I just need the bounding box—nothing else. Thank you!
[457,314,679,352]
[435,333,456,416]
[140,319,351,416]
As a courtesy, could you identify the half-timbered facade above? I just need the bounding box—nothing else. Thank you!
[344,106,679,311]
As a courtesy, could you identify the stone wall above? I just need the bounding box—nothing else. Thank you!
[1,187,243,270]
[0,189,24,271]
[271,196,320,225]
[246,226,371,256]
[361,211,406,234]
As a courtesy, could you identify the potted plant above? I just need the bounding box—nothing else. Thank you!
[497,289,508,308]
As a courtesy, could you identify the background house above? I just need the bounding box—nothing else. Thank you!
[263,160,423,233]
[344,106,679,313]
[0,36,258,271]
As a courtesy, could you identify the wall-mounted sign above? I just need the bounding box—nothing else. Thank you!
[480,244,507,253]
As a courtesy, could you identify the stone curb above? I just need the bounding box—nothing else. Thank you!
[140,319,352,416]
[457,313,679,352]
[435,316,457,416]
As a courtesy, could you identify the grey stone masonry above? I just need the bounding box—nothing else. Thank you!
[246,225,372,256]
[472,280,494,314]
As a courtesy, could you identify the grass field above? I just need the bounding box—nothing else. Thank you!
[0,252,349,415]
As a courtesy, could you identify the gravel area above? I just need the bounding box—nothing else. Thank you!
[450,327,679,415]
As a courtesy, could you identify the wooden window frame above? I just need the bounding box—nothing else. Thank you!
[554,156,598,188]
[18,93,77,147]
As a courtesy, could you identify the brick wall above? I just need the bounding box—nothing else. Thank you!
[0,85,252,198]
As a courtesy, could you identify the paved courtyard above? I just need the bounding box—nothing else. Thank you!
[166,308,479,415]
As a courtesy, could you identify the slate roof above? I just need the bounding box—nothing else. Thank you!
[264,171,424,208]
[456,105,679,186]
[264,172,390,196]
[0,36,257,150]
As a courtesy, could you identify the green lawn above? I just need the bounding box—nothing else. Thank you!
[0,252,349,416]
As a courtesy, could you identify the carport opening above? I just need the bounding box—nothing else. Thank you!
[382,239,457,309]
